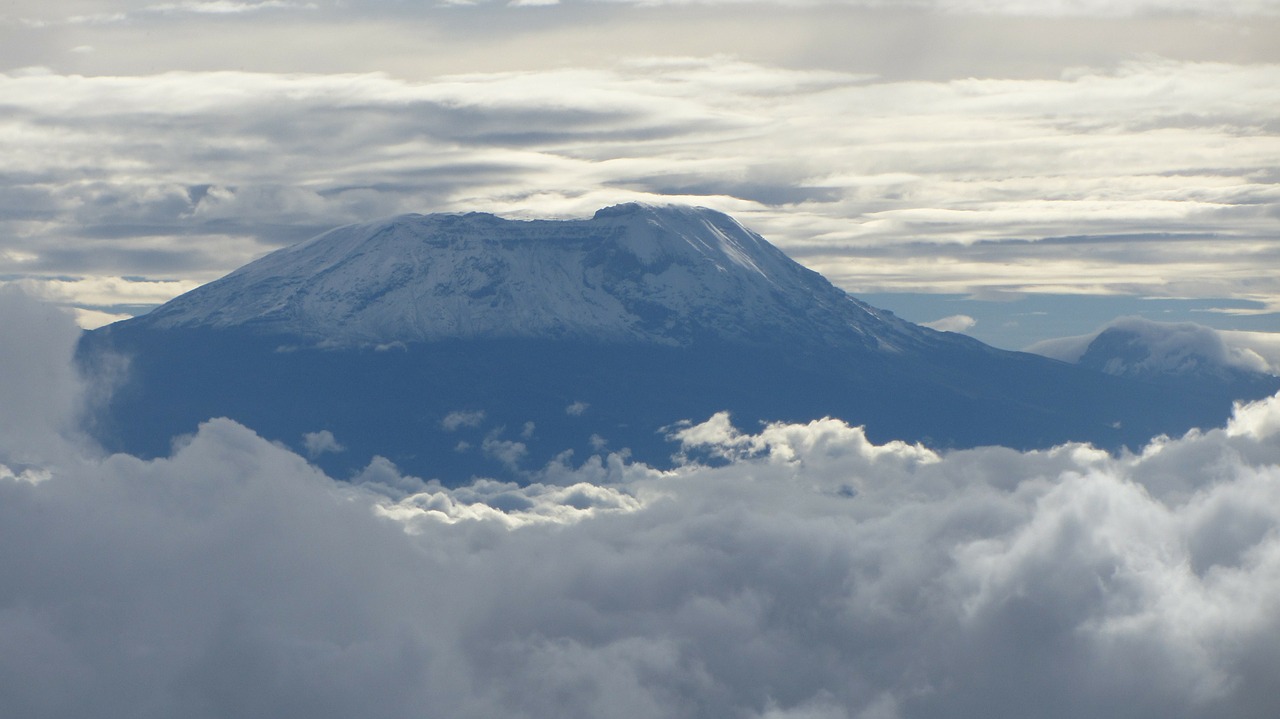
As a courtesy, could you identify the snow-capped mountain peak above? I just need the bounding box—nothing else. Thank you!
[134,203,917,349]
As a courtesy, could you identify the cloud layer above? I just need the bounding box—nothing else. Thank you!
[4,291,1280,718]
[0,53,1277,326]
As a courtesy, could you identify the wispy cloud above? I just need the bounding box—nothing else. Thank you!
[923,314,977,333]
[441,409,486,431]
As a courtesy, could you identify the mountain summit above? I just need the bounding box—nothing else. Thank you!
[140,203,914,351]
[79,204,1266,482]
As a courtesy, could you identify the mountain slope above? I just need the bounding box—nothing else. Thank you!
[78,204,1265,483]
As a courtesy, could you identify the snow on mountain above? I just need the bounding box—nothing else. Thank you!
[140,203,922,351]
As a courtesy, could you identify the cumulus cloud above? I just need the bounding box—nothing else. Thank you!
[481,432,528,470]
[441,409,486,430]
[302,429,345,457]
[5,290,1280,717]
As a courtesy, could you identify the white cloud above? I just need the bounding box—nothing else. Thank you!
[7,290,1280,717]
[144,0,317,15]
[72,307,132,329]
[302,429,345,457]
[482,431,528,469]
[922,314,977,333]
[1026,330,1095,362]
[566,400,590,416]
[1220,329,1280,375]
[441,409,486,430]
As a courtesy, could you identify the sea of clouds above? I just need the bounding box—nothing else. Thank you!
[4,288,1280,718]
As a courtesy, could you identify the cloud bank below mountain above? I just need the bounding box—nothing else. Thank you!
[5,291,1280,718]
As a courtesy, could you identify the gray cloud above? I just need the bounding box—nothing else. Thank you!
[4,291,1280,717]
[0,288,88,465]
[1,56,1278,325]
[302,429,344,457]
[10,0,1279,24]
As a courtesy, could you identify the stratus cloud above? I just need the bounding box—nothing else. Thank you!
[11,0,1278,25]
[4,290,1280,718]
[0,57,1277,322]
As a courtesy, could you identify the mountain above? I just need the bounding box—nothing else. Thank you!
[138,204,920,351]
[77,204,1269,483]
[1028,317,1280,400]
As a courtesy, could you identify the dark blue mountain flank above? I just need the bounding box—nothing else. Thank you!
[77,204,1274,483]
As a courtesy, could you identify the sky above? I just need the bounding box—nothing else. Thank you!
[0,0,1278,347]
[5,277,1280,718]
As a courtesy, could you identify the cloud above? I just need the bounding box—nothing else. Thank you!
[0,56,1277,322]
[6,291,1280,718]
[14,0,1277,27]
[566,400,590,416]
[1220,329,1280,375]
[302,429,345,457]
[441,409,486,430]
[1029,317,1280,375]
[481,432,528,470]
[922,314,976,333]
[1027,330,1095,362]
[0,287,88,465]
